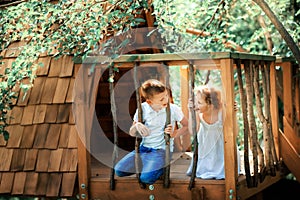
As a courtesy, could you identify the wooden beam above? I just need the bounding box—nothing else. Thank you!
[74,52,275,64]
[282,62,293,126]
[270,61,280,160]
[220,58,238,200]
[279,130,300,182]
[283,117,300,154]
[180,66,191,151]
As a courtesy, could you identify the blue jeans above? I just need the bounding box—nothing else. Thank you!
[115,145,170,184]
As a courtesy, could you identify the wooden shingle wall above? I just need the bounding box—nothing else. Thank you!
[0,43,78,197]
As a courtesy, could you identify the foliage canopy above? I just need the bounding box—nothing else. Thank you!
[0,0,299,137]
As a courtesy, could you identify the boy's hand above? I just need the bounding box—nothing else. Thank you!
[129,122,150,137]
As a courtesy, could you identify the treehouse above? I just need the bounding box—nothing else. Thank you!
[0,40,299,200]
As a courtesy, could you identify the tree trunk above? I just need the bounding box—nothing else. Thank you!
[253,0,300,65]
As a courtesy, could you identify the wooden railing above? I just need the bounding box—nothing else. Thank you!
[74,52,299,200]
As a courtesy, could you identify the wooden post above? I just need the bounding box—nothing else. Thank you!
[282,62,293,126]
[180,66,191,151]
[270,61,280,160]
[220,58,238,200]
[75,65,97,200]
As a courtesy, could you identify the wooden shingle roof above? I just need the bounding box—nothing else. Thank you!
[0,42,78,197]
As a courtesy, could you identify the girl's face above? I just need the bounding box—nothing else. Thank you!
[147,90,169,111]
[196,93,211,113]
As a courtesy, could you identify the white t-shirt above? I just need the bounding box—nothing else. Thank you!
[133,102,184,152]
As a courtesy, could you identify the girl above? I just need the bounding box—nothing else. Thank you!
[186,85,240,179]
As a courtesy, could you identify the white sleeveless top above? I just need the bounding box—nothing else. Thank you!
[187,111,225,179]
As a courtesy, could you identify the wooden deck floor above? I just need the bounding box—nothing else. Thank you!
[88,152,284,200]
[90,152,228,200]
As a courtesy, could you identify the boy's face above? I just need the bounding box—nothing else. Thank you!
[146,90,169,111]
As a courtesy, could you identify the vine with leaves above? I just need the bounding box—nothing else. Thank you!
[0,0,151,138]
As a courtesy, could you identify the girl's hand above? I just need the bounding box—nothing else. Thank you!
[165,124,176,138]
[188,98,199,111]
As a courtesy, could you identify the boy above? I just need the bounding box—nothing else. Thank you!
[114,79,189,184]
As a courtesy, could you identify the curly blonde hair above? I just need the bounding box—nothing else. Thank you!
[196,86,222,110]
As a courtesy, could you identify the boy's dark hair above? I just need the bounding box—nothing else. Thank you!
[141,79,166,100]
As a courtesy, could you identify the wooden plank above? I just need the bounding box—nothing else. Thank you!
[6,125,24,148]
[20,125,37,148]
[36,57,51,76]
[76,53,275,64]
[0,172,15,193]
[67,125,78,148]
[179,66,191,151]
[40,77,58,104]
[7,106,23,124]
[60,173,77,197]
[58,124,70,148]
[28,77,46,105]
[10,149,26,171]
[57,104,71,123]
[36,173,49,195]
[49,57,63,77]
[48,149,64,172]
[283,117,300,154]
[33,124,50,148]
[11,172,26,195]
[66,78,74,103]
[33,104,47,124]
[220,58,238,200]
[60,149,78,172]
[282,62,293,126]
[46,173,62,197]
[73,63,81,78]
[23,149,38,171]
[60,55,74,77]
[36,149,51,172]
[45,104,59,123]
[24,172,39,195]
[21,105,35,125]
[0,149,13,171]
[270,61,280,159]
[44,124,62,149]
[279,131,300,181]
[89,178,225,200]
[69,108,75,124]
[53,78,70,104]
[0,134,7,147]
